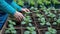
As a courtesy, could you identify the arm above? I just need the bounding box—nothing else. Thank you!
[0,1,16,15]
[10,1,22,11]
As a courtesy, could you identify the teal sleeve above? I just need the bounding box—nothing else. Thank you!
[0,1,16,15]
[11,1,22,11]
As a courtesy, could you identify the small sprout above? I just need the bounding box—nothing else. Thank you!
[40,23,45,26]
[5,30,10,33]
[41,18,46,23]
[29,23,33,26]
[45,31,51,34]
[53,22,57,25]
[57,19,60,24]
[27,27,35,31]
[26,27,36,34]
[6,20,16,34]
[48,13,56,18]
[31,31,36,34]
[30,7,34,10]
[48,27,57,34]
[46,22,51,26]
[21,21,26,25]
[24,31,30,34]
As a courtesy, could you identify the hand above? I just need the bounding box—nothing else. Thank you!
[21,8,30,12]
[14,11,24,21]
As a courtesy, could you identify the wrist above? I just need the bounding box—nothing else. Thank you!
[14,11,18,16]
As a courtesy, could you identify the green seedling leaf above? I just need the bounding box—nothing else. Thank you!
[48,27,57,34]
[29,20,32,22]
[53,22,57,25]
[24,31,30,34]
[45,31,51,34]
[5,30,10,33]
[41,18,46,23]
[27,27,35,32]
[51,29,57,34]
[9,24,14,27]
[29,23,33,26]
[31,27,35,30]
[54,18,57,21]
[57,19,60,23]
[12,22,16,25]
[21,21,26,25]
[9,27,15,30]
[34,8,38,10]
[30,7,34,10]
[40,23,45,26]
[48,13,56,18]
[46,22,51,26]
[11,31,16,34]
[31,31,36,34]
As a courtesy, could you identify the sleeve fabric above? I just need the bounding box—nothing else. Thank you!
[0,1,16,15]
[10,1,22,11]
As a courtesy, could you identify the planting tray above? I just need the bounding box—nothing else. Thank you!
[5,9,60,34]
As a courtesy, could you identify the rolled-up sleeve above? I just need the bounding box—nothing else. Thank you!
[0,1,16,15]
[10,1,22,11]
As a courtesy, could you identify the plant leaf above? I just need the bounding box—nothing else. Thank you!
[24,31,30,34]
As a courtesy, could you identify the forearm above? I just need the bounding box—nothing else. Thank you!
[10,1,22,11]
[0,1,16,15]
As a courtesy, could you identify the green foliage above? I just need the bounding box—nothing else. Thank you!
[48,12,56,18]
[37,0,51,5]
[30,0,35,6]
[48,27,57,34]
[43,0,51,5]
[5,20,16,34]
[24,27,36,34]
[46,22,51,26]
[45,31,51,34]
[53,22,57,25]
[14,0,24,6]
[21,12,33,27]
[40,18,46,25]
[52,0,60,4]
[45,27,57,34]
[57,19,60,24]
[37,0,43,5]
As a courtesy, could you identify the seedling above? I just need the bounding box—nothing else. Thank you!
[21,12,32,27]
[45,27,57,34]
[40,17,46,26]
[52,0,60,4]
[5,20,16,34]
[24,27,36,34]
[30,0,35,6]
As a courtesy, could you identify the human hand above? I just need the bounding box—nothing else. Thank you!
[21,8,30,12]
[14,11,24,21]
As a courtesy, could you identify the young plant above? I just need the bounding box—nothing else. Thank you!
[52,0,60,4]
[57,18,60,26]
[5,20,16,34]
[30,0,35,6]
[45,27,57,34]
[24,27,36,34]
[43,0,51,5]
[21,12,32,26]
[47,12,56,18]
[14,0,24,6]
[40,17,46,26]
[37,0,43,5]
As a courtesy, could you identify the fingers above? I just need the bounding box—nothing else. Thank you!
[14,12,24,22]
[18,13,24,21]
[25,8,30,12]
[22,8,30,12]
